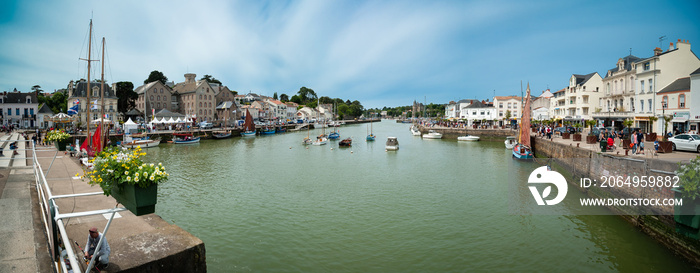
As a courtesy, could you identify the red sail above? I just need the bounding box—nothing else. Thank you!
[521,84,532,147]
[244,109,254,131]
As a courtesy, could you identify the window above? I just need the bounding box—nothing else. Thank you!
[640,81,645,93]
[472,111,477,115]
[200,102,202,107]
[648,79,653,93]
[7,109,11,116]
[16,108,19,115]
[662,96,668,108]
[160,88,163,93]
[679,94,685,108]
[640,100,644,112]
[150,95,154,101]
[648,99,652,112]
[606,83,610,95]
[630,98,634,111]
[644,62,650,71]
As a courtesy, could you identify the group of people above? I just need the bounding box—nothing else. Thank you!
[537,126,554,139]
[598,128,649,155]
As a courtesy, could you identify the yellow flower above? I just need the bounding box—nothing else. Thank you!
[135,172,139,176]
[124,171,129,175]
[126,176,131,181]
[134,177,140,182]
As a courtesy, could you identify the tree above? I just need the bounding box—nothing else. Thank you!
[201,74,222,85]
[273,92,278,100]
[297,87,317,104]
[290,95,302,105]
[319,96,333,104]
[38,89,68,114]
[115,81,137,115]
[280,93,289,102]
[144,70,168,85]
[31,85,42,92]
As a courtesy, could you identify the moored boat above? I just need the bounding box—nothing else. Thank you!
[173,133,200,144]
[385,137,399,151]
[241,109,256,137]
[504,136,517,149]
[422,130,443,139]
[512,83,533,160]
[212,130,232,139]
[411,126,421,136]
[339,137,352,147]
[122,139,160,149]
[457,135,480,141]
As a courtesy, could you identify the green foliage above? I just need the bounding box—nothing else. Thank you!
[115,81,137,114]
[279,93,289,102]
[273,92,278,100]
[623,118,634,128]
[144,70,168,85]
[83,146,168,196]
[663,115,673,141]
[297,86,318,104]
[38,89,68,114]
[677,157,700,201]
[200,74,222,84]
[505,110,512,121]
[586,120,597,135]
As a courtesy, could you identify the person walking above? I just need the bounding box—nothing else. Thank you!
[631,130,638,154]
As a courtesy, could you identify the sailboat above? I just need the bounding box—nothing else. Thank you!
[366,119,376,141]
[241,109,256,137]
[302,121,313,145]
[78,20,100,157]
[513,83,533,159]
[313,120,328,145]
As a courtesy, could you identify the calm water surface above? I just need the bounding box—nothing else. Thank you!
[143,121,696,272]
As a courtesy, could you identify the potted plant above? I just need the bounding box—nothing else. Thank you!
[673,157,700,239]
[572,122,583,141]
[562,121,571,139]
[622,119,634,150]
[82,146,168,216]
[658,115,674,153]
[647,116,659,141]
[46,129,71,151]
[585,120,598,144]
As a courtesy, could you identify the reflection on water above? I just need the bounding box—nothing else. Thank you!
[143,121,695,272]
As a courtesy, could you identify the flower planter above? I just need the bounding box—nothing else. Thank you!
[658,141,673,153]
[586,135,598,144]
[112,183,158,216]
[622,139,631,150]
[54,140,68,151]
[673,189,700,239]
[646,133,657,142]
[562,132,570,139]
[573,134,582,141]
[531,128,537,133]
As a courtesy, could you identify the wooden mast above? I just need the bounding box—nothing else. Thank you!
[100,37,106,150]
[80,19,94,152]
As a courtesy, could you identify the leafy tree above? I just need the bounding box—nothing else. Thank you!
[290,95,302,105]
[273,92,278,100]
[31,85,42,92]
[201,74,222,84]
[297,87,317,104]
[145,70,168,85]
[38,89,68,114]
[319,96,333,104]
[280,93,289,102]
[115,81,137,114]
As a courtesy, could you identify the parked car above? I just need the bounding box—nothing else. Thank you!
[668,134,700,153]
[553,127,566,136]
[199,122,213,129]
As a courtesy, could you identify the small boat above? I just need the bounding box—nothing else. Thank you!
[173,133,200,144]
[422,130,443,139]
[261,127,276,135]
[121,139,160,149]
[328,131,340,140]
[276,126,286,133]
[339,137,352,147]
[512,83,534,160]
[505,136,517,149]
[385,137,399,151]
[212,130,232,139]
[302,137,313,145]
[241,109,256,137]
[313,135,328,145]
[411,126,421,136]
[366,122,375,141]
[458,135,480,141]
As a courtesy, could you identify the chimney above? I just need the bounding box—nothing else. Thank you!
[654,47,662,56]
[669,42,675,51]
[184,73,196,84]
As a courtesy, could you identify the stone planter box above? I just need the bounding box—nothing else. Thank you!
[658,141,673,153]
[586,135,598,144]
[112,183,158,216]
[562,132,570,139]
[573,134,582,141]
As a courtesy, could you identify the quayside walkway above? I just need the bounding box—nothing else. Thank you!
[1,132,206,272]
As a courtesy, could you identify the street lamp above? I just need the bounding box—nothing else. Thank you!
[662,102,667,135]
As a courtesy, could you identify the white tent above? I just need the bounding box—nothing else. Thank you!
[150,117,163,124]
[175,117,183,123]
[166,117,176,124]
[123,118,139,133]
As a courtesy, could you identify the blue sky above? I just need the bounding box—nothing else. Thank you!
[1,0,699,109]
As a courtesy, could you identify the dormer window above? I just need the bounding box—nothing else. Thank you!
[26,97,31,103]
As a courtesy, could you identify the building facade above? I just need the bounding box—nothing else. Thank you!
[0,90,39,128]
[67,80,119,126]
[134,81,174,122]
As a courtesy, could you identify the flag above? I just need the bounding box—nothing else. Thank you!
[67,104,79,116]
[73,99,80,105]
[90,100,98,110]
[92,126,102,154]
[104,114,109,119]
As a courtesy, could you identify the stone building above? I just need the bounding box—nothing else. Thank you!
[66,80,118,126]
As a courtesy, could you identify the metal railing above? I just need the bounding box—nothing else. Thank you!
[30,137,127,273]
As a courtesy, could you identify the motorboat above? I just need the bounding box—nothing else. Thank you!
[121,138,159,149]
[411,126,421,136]
[505,136,517,149]
[212,130,232,139]
[385,137,399,151]
[313,135,328,146]
[173,133,200,144]
[422,130,443,139]
[339,137,352,147]
[457,135,480,141]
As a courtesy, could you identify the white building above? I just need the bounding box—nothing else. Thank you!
[494,96,521,126]
[657,77,692,133]
[562,72,603,124]
[690,68,700,133]
[296,106,319,121]
[531,89,552,121]
[0,90,40,128]
[594,55,641,127]
[633,39,700,133]
[461,101,496,126]
[285,102,299,121]
[444,101,458,119]
[549,88,566,120]
[265,99,287,121]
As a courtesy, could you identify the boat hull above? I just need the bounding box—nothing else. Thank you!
[174,137,200,144]
[241,131,256,137]
[457,136,480,141]
[121,140,160,149]
[212,132,232,139]
[512,143,533,159]
[385,145,399,151]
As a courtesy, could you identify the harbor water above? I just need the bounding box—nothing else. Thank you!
[144,121,696,272]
